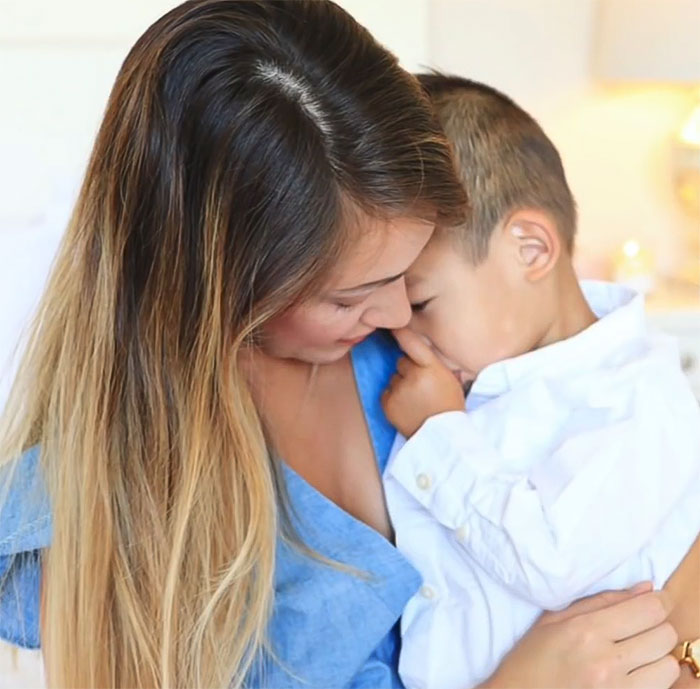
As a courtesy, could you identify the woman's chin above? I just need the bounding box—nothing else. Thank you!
[296,342,357,365]
[270,335,373,365]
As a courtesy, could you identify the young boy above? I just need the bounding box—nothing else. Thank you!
[382,75,700,689]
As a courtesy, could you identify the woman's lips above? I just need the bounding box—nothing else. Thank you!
[338,333,371,346]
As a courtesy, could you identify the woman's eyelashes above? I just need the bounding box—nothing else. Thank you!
[327,291,370,311]
[333,298,364,311]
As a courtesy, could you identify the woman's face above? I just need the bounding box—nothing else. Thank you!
[262,215,435,363]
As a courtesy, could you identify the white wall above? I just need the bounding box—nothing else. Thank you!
[339,0,430,72]
[428,0,595,112]
[427,0,699,276]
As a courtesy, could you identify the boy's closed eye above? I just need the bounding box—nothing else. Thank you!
[410,297,434,313]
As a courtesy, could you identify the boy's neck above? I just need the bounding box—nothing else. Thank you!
[534,267,598,350]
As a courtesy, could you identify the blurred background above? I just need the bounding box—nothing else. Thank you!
[0,1,699,684]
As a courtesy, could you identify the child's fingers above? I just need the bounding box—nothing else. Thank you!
[393,328,435,367]
[396,356,417,377]
[381,376,402,412]
[385,373,402,393]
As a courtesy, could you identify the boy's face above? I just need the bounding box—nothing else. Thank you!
[405,233,532,383]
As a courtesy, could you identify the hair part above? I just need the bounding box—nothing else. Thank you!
[417,73,577,262]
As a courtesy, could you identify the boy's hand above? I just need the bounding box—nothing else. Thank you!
[381,328,466,437]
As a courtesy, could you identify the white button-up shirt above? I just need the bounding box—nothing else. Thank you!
[384,281,700,689]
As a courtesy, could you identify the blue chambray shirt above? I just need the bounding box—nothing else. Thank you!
[0,332,421,688]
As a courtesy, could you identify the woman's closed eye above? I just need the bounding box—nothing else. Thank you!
[333,298,364,311]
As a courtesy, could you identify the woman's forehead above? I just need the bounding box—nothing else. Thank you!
[325,215,435,292]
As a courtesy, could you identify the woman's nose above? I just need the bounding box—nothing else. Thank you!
[361,278,412,330]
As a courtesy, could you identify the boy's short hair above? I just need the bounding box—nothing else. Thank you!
[418,73,577,262]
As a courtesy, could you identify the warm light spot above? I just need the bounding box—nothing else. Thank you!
[623,239,641,258]
[680,103,700,147]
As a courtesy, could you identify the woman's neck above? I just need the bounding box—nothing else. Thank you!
[242,348,394,539]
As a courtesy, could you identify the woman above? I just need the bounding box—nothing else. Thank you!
[0,1,689,687]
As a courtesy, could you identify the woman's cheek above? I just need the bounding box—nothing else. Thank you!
[287,305,358,347]
[323,307,363,340]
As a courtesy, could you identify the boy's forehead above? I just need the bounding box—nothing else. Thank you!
[407,232,479,287]
[409,234,453,271]
[405,249,441,285]
[405,269,425,287]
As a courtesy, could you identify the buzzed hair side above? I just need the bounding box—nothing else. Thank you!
[418,73,577,262]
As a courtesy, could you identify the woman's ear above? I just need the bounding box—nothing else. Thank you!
[502,208,561,282]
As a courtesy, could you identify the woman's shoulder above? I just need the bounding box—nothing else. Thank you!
[351,331,401,472]
[0,446,52,556]
[353,330,400,371]
[0,446,51,649]
[351,330,401,404]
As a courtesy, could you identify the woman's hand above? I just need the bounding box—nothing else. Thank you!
[483,584,680,689]
[664,533,700,688]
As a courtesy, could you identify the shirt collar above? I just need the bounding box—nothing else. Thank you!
[470,281,646,401]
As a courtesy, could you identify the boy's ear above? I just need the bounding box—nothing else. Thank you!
[501,208,560,282]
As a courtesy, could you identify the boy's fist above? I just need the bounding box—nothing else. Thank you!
[381,328,466,438]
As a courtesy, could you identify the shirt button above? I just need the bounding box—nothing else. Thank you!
[419,585,437,600]
[455,524,469,543]
[415,473,432,490]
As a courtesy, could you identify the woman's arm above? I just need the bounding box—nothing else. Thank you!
[665,533,700,688]
[482,585,680,689]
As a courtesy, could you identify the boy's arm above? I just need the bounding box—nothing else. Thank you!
[383,325,700,610]
[386,399,700,609]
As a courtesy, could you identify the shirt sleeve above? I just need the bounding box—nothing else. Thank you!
[384,371,700,610]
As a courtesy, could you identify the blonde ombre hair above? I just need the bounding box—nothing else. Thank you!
[0,1,465,687]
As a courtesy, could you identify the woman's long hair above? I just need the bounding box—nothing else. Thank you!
[0,1,466,686]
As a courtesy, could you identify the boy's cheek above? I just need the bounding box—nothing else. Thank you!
[430,340,463,373]
[408,310,466,374]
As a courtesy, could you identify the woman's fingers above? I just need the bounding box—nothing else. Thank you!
[538,584,653,626]
[626,655,681,689]
[616,621,678,674]
[584,591,671,641]
[628,581,654,595]
[499,588,676,689]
